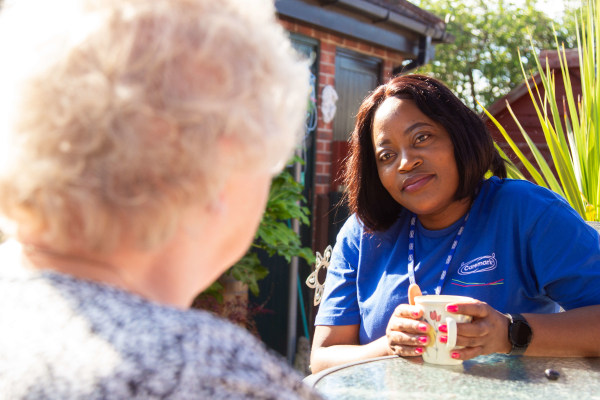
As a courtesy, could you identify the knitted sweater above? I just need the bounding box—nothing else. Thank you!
[0,241,321,399]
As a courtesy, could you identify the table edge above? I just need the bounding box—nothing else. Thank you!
[303,355,399,387]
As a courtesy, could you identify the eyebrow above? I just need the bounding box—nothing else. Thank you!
[405,122,435,134]
[374,121,435,147]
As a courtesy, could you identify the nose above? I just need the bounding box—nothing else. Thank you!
[398,150,422,173]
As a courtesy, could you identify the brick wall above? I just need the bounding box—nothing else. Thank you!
[278,16,407,249]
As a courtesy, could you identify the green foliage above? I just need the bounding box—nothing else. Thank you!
[415,0,578,108]
[483,0,599,221]
[203,157,314,299]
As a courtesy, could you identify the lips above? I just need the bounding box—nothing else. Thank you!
[402,174,434,192]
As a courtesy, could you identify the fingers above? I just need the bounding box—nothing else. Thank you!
[448,346,485,361]
[445,301,489,319]
[408,283,422,306]
[390,345,426,358]
[391,303,423,319]
[387,303,431,357]
[386,329,429,357]
[443,301,511,358]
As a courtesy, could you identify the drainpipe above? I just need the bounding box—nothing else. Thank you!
[315,0,449,76]
[393,35,432,75]
[286,150,302,364]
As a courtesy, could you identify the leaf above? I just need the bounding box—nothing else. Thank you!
[482,0,599,221]
[480,103,549,187]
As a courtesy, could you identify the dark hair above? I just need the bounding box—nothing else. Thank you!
[344,74,506,232]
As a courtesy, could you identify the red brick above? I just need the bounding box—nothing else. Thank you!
[373,47,386,57]
[297,24,314,37]
[320,52,335,65]
[358,42,373,53]
[313,28,329,40]
[320,63,335,75]
[322,41,336,53]
[318,74,334,86]
[317,119,333,130]
[319,119,334,130]
[329,34,344,45]
[320,50,335,61]
[318,129,333,139]
[341,37,358,49]
[316,175,330,185]
[316,163,331,175]
[278,19,291,30]
[319,32,331,43]
[315,184,329,195]
[316,151,331,162]
[319,74,334,84]
[317,140,331,152]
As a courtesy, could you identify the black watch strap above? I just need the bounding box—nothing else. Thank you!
[506,313,532,356]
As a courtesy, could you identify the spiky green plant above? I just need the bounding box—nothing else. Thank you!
[482,0,599,221]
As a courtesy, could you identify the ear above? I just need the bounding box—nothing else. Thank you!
[206,193,226,215]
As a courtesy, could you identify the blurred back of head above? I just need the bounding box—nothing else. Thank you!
[0,0,309,252]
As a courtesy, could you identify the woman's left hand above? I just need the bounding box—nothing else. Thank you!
[444,301,513,360]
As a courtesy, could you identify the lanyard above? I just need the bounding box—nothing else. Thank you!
[407,212,469,295]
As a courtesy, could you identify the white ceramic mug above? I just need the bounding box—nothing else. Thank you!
[414,295,474,365]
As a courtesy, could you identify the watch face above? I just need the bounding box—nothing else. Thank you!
[512,320,532,346]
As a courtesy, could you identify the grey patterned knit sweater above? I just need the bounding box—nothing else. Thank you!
[0,241,321,399]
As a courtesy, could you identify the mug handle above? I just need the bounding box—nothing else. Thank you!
[445,317,458,349]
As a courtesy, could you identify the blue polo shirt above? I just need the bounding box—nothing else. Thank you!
[315,177,600,344]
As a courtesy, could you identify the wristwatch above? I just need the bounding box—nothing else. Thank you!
[506,313,532,356]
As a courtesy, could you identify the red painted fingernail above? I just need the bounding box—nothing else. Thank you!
[446,305,459,313]
[451,352,460,359]
[411,311,420,318]
[415,347,424,354]
[418,336,428,344]
[439,324,448,333]
[418,324,428,332]
[439,335,448,344]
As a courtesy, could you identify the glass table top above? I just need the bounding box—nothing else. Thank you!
[310,354,600,399]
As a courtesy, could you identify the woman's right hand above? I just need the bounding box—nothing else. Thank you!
[385,303,431,357]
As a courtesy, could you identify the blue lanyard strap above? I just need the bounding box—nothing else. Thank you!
[408,212,469,295]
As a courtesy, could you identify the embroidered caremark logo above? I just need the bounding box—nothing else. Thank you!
[458,253,497,275]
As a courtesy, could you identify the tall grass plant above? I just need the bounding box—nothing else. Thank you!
[482,0,599,221]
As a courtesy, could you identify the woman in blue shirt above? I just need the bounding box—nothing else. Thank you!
[311,74,600,373]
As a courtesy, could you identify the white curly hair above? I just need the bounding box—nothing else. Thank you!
[0,0,309,252]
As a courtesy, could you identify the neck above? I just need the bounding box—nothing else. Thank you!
[20,240,197,308]
[19,221,229,309]
[417,197,472,230]
[22,243,151,297]
[18,205,239,309]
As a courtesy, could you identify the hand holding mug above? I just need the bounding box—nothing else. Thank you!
[442,300,512,360]
[385,301,431,358]
[414,295,475,365]
[385,284,433,357]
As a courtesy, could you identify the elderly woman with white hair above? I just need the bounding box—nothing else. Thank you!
[0,0,321,398]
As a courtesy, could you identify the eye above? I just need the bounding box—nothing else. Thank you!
[377,151,394,162]
[415,133,430,144]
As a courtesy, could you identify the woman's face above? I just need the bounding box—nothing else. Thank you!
[371,97,469,229]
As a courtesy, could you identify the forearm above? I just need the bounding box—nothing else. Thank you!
[310,336,392,373]
[523,305,600,357]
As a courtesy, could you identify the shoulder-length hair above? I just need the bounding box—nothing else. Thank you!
[344,74,506,232]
